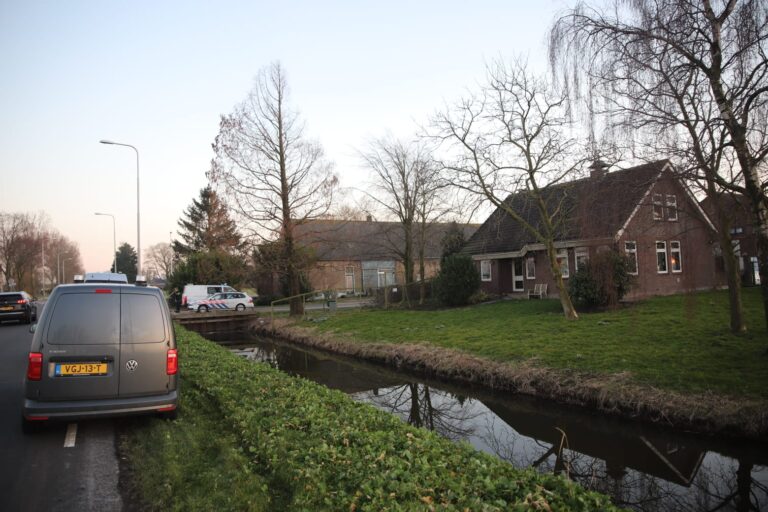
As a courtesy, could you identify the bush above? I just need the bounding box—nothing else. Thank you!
[122,327,621,511]
[569,250,633,309]
[434,254,481,307]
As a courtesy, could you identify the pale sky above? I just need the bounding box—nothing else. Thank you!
[1,0,570,273]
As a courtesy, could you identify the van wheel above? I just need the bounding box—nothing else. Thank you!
[198,305,209,313]
[21,416,43,434]
[236,304,245,311]
[159,408,178,421]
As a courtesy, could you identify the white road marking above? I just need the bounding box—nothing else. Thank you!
[64,423,78,448]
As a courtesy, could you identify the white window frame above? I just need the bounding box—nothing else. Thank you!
[556,249,569,279]
[666,194,678,221]
[652,193,664,220]
[656,241,668,273]
[525,256,535,280]
[480,260,492,282]
[670,241,682,273]
[574,247,589,272]
[624,241,638,275]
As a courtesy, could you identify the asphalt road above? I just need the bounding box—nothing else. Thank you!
[0,319,124,511]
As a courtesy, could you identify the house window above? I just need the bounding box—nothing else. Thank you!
[556,249,569,279]
[656,241,668,273]
[480,260,492,281]
[525,256,535,280]
[575,247,589,272]
[670,241,682,272]
[625,241,638,275]
[652,193,664,220]
[731,226,744,235]
[666,195,678,221]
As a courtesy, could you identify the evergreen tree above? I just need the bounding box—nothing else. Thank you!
[440,222,466,262]
[173,186,241,256]
[113,243,138,283]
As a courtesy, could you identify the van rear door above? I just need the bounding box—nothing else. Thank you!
[41,290,121,400]
[118,291,171,397]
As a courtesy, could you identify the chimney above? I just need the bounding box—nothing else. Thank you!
[366,214,372,222]
[588,159,609,179]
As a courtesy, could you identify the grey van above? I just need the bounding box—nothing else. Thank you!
[22,282,178,431]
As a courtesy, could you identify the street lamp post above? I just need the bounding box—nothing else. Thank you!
[95,212,117,272]
[61,258,71,284]
[100,140,141,276]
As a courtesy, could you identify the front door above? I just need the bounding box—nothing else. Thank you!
[512,259,524,292]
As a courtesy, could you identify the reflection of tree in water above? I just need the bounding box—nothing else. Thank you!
[360,383,482,441]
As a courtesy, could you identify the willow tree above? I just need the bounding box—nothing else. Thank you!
[211,62,337,316]
[431,59,583,320]
[550,0,768,331]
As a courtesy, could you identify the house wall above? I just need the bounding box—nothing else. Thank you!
[617,176,721,299]
[309,258,443,294]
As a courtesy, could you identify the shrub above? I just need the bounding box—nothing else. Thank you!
[569,250,633,309]
[434,254,481,307]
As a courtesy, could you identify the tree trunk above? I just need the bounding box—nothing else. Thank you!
[545,241,578,320]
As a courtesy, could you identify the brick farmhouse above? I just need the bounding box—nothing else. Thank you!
[463,160,725,300]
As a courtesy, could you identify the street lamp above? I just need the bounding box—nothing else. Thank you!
[100,139,141,275]
[95,212,117,272]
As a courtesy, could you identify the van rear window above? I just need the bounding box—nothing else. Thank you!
[121,294,166,343]
[48,293,120,344]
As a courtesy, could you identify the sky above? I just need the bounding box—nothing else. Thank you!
[1,0,571,274]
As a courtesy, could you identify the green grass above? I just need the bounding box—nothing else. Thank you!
[120,384,273,511]
[122,328,621,511]
[309,288,768,398]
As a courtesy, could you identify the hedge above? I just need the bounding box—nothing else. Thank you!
[129,326,622,511]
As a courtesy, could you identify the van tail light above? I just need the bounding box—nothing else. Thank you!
[166,349,178,375]
[27,352,43,381]
[182,295,187,305]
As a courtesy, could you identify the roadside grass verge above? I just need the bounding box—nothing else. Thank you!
[119,383,273,511]
[122,327,621,511]
[308,288,768,399]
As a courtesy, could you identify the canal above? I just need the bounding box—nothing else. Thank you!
[209,332,767,512]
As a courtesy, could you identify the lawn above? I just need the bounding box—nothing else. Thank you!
[309,288,768,398]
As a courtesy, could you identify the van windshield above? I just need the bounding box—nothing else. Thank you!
[48,293,120,344]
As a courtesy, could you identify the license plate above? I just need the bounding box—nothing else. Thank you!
[55,363,108,376]
[0,306,12,311]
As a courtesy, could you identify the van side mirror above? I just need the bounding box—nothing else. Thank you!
[29,323,37,334]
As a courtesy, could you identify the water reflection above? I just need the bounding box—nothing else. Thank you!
[223,335,768,511]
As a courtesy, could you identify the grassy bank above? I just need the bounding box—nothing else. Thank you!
[121,327,620,511]
[308,289,767,399]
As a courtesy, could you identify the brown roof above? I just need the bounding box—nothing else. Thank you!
[464,160,670,255]
[295,220,479,261]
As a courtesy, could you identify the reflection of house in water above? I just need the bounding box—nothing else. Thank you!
[483,398,705,487]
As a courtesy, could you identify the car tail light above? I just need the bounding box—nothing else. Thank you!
[157,405,176,412]
[17,299,28,304]
[248,297,253,303]
[182,295,187,305]
[166,349,178,375]
[27,352,43,381]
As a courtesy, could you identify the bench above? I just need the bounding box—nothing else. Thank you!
[528,283,547,299]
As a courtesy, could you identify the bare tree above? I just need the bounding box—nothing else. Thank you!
[360,137,447,303]
[550,0,768,330]
[144,242,174,279]
[431,59,584,320]
[211,62,337,315]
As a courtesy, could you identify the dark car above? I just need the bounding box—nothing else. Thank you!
[0,291,37,324]
[22,282,178,432]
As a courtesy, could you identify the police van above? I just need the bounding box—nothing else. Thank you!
[181,284,236,307]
